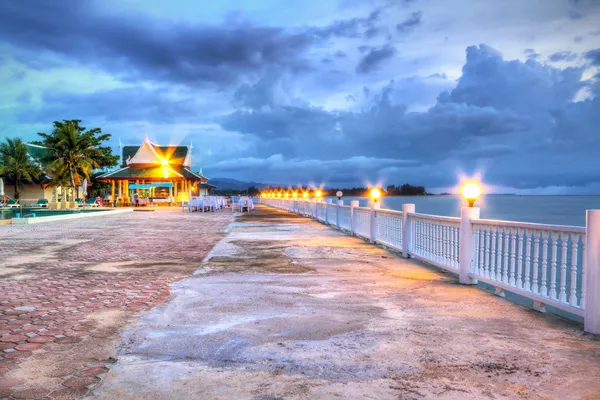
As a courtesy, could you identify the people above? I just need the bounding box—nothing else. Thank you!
[96,196,103,207]
[133,192,140,207]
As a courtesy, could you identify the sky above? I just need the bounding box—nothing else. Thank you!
[0,0,599,193]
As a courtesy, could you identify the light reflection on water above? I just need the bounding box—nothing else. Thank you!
[326,195,600,227]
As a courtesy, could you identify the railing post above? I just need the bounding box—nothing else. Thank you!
[585,209,600,334]
[402,204,415,258]
[459,206,480,284]
[369,201,380,244]
[336,199,343,229]
[325,198,332,223]
[350,200,358,235]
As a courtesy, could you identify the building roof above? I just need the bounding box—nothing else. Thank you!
[122,138,190,167]
[97,165,208,181]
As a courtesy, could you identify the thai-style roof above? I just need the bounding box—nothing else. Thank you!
[121,137,190,167]
[97,166,207,181]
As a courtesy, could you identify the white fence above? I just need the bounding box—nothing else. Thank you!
[260,197,600,334]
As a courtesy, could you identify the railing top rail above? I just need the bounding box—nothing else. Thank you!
[472,218,585,234]
[355,206,371,212]
[339,205,351,209]
[408,212,461,224]
[375,208,403,216]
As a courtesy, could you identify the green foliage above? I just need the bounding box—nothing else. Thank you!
[385,184,428,196]
[0,138,40,199]
[35,120,119,200]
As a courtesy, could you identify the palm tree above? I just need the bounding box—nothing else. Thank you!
[38,121,103,201]
[0,138,40,200]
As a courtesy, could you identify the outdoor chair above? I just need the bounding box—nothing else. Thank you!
[5,199,19,208]
[32,199,48,208]
[81,198,98,207]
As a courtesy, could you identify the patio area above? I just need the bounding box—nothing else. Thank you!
[0,208,232,399]
[89,205,600,400]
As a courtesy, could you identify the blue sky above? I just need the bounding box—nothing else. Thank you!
[0,0,599,193]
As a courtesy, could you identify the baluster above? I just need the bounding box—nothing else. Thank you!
[443,224,449,265]
[433,223,438,262]
[440,224,445,264]
[524,230,531,291]
[496,227,507,281]
[437,224,442,263]
[569,234,579,306]
[490,226,498,281]
[473,227,480,273]
[432,222,437,261]
[549,232,559,300]
[418,220,422,255]
[559,232,568,303]
[516,229,524,288]
[509,229,516,286]
[497,227,505,282]
[540,231,549,297]
[581,238,586,310]
[532,231,540,294]
[456,226,461,269]
[411,219,421,254]
[453,226,459,269]
[484,226,491,278]
[479,228,485,276]
[442,224,446,263]
[424,221,428,257]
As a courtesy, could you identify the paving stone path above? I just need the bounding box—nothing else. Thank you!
[0,208,231,399]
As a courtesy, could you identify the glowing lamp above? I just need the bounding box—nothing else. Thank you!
[303,192,308,199]
[315,190,322,199]
[336,190,343,200]
[370,188,381,201]
[284,192,289,198]
[292,192,298,198]
[461,182,481,207]
[161,158,169,166]
[278,192,282,198]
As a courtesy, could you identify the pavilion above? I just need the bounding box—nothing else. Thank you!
[97,136,215,205]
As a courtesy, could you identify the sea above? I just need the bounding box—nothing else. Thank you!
[325,195,600,227]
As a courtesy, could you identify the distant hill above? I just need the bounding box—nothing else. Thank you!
[208,177,273,190]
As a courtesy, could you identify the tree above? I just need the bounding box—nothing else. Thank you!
[36,120,119,200]
[0,138,40,200]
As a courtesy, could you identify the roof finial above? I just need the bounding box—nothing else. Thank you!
[143,132,150,143]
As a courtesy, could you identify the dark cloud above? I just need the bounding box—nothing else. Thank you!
[22,87,207,124]
[523,48,541,60]
[356,45,397,73]
[548,50,577,62]
[396,11,422,32]
[584,48,600,65]
[218,44,600,189]
[0,0,384,88]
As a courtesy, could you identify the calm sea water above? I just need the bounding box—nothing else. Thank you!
[326,195,600,227]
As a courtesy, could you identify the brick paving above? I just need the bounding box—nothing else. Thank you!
[0,208,231,399]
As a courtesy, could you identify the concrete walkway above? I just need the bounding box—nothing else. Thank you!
[88,205,600,400]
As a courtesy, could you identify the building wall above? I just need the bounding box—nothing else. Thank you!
[4,184,53,203]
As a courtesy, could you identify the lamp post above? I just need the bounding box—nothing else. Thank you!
[369,188,381,243]
[459,181,482,284]
[336,191,343,200]
[461,182,481,207]
[315,189,322,203]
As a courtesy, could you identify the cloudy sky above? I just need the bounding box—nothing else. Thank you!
[1,0,599,193]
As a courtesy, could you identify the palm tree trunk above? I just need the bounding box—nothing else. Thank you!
[14,171,20,200]
[69,166,76,202]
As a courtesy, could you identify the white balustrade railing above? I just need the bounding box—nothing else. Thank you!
[353,207,371,239]
[374,209,403,251]
[338,205,351,231]
[409,213,461,272]
[258,197,600,334]
[470,220,586,316]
